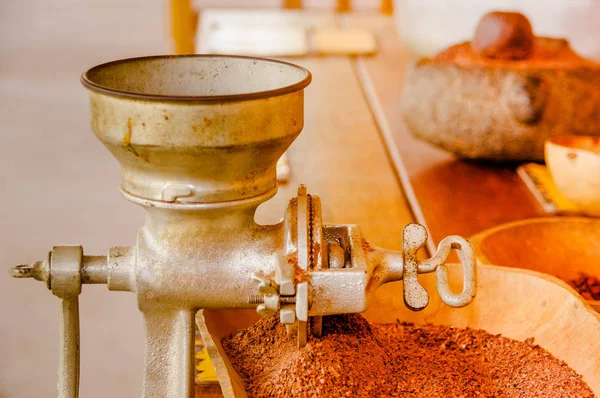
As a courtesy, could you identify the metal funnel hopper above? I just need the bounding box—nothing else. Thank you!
[81,55,311,204]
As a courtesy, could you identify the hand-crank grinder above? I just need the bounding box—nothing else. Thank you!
[10,55,477,398]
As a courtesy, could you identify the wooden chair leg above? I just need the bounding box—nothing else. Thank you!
[337,0,351,13]
[381,0,394,15]
[283,0,303,9]
[170,0,197,54]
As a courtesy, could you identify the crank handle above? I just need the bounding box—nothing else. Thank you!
[402,223,477,311]
[10,246,110,398]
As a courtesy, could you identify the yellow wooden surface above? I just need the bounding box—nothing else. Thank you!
[518,163,580,213]
[380,0,393,14]
[336,0,351,12]
[283,0,303,8]
[170,0,197,53]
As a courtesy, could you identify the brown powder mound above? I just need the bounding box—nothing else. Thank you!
[431,38,596,70]
[222,314,595,398]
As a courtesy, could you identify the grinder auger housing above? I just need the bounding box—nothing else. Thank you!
[10,55,477,398]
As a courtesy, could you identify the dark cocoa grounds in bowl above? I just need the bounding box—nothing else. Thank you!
[568,273,600,301]
[222,314,595,398]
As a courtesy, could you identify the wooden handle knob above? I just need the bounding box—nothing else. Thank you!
[472,11,534,60]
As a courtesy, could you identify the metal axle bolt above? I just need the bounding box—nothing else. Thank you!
[248,295,296,305]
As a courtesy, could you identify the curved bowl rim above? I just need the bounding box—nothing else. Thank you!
[81,54,312,102]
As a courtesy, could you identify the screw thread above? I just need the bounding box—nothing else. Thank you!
[248,294,297,304]
[280,296,296,304]
[248,295,264,304]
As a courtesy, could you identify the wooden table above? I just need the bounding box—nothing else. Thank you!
[343,14,544,252]
[197,10,544,252]
[197,11,416,252]
[194,10,545,397]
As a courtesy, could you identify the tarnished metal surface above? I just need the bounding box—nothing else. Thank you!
[58,297,79,398]
[143,309,195,398]
[430,236,478,307]
[401,224,478,309]
[10,55,477,398]
[402,224,431,311]
[11,246,91,398]
[51,246,83,398]
[83,55,310,204]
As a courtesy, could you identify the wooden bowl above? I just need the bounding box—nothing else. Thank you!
[197,264,600,398]
[545,136,600,217]
[469,217,600,310]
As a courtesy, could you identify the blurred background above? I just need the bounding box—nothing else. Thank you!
[1,1,599,397]
[1,2,163,397]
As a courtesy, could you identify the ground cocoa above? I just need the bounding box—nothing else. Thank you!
[222,314,595,397]
[568,273,600,301]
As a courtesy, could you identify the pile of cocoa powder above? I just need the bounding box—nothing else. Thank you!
[568,273,600,301]
[222,314,595,397]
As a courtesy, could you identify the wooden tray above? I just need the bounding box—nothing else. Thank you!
[197,265,600,397]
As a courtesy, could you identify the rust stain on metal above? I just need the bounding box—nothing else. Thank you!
[312,241,321,269]
[285,255,308,284]
[123,118,132,146]
[123,118,149,162]
[190,117,214,133]
[123,117,140,158]
[361,238,374,253]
